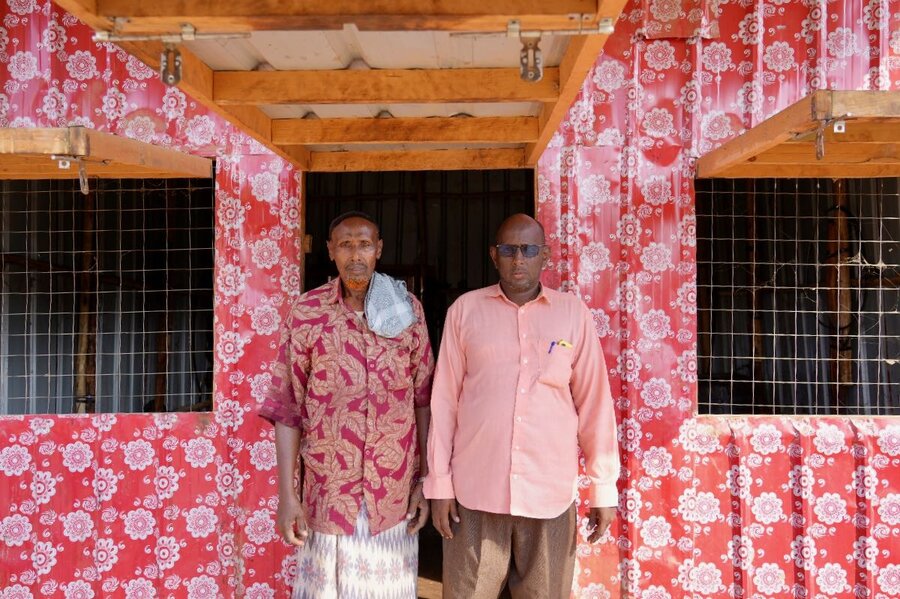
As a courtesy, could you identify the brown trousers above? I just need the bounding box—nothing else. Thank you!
[442,503,577,599]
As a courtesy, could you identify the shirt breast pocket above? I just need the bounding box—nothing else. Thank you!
[538,340,573,389]
[384,336,414,389]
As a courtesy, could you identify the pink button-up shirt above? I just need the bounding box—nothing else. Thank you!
[424,284,619,518]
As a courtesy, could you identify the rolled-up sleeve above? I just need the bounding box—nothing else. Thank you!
[570,302,620,508]
[258,325,307,429]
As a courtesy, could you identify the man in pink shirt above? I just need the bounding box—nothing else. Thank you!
[425,214,619,599]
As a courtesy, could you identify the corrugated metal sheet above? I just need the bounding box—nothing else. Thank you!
[187,29,569,71]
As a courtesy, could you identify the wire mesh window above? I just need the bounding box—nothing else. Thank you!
[697,178,900,415]
[0,177,214,414]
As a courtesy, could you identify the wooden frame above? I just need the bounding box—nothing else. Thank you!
[273,116,538,145]
[214,69,560,106]
[525,0,627,165]
[55,0,633,172]
[55,0,311,170]
[0,127,213,179]
[92,0,602,33]
[696,91,900,179]
[308,148,526,172]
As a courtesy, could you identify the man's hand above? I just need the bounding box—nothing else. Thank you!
[431,498,460,540]
[406,482,430,535]
[586,506,616,543]
[277,492,309,547]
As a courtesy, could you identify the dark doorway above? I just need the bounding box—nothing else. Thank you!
[304,169,534,594]
[304,170,534,351]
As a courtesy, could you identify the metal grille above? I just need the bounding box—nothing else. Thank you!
[0,177,214,414]
[697,178,900,415]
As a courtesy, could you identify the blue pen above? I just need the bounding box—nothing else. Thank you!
[548,341,556,354]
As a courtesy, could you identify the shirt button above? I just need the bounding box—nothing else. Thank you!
[519,388,526,393]
[516,416,522,423]
[512,474,519,480]
[521,333,526,338]
[523,358,528,364]
[515,445,521,451]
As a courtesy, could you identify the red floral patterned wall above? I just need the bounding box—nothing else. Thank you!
[536,0,900,597]
[0,3,303,597]
[2,0,899,597]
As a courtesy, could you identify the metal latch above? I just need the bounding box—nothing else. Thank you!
[93,24,249,87]
[507,18,615,82]
[52,154,90,195]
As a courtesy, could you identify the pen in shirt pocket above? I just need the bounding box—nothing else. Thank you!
[547,339,573,353]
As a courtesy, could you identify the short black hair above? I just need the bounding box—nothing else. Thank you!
[328,211,380,240]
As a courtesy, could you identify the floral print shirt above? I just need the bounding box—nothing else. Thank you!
[259,278,434,535]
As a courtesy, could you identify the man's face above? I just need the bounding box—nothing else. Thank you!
[326,217,383,291]
[489,224,549,294]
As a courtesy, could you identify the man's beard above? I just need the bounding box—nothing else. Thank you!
[343,275,371,291]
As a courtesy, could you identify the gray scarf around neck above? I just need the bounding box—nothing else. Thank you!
[364,272,416,338]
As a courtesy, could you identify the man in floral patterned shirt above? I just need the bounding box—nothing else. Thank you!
[259,212,434,598]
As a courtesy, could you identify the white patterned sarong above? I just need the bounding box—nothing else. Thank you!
[292,503,418,599]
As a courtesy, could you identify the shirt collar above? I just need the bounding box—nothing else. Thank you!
[327,277,343,304]
[329,277,375,322]
[489,283,551,306]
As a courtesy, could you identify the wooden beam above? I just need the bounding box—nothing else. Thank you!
[95,0,601,33]
[786,121,900,144]
[525,35,609,165]
[213,69,559,105]
[697,91,900,178]
[709,163,900,179]
[83,128,213,177]
[0,127,212,178]
[747,142,900,165]
[54,0,308,171]
[827,90,900,119]
[0,155,207,179]
[695,95,819,179]
[308,148,527,172]
[281,145,313,167]
[273,117,538,145]
[520,0,626,165]
[0,127,89,156]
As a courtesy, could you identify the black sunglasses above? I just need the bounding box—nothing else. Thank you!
[494,244,545,258]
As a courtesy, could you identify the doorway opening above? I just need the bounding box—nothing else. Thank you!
[304,169,534,594]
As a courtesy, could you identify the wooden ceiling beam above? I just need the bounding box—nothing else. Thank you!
[273,116,539,145]
[214,69,559,106]
[54,0,309,171]
[746,142,900,165]
[520,0,625,165]
[95,0,601,33]
[307,148,526,172]
[825,90,900,119]
[0,159,205,180]
[695,95,819,179]
[524,34,624,164]
[710,163,900,179]
[786,121,900,144]
[697,91,900,179]
[0,127,212,179]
